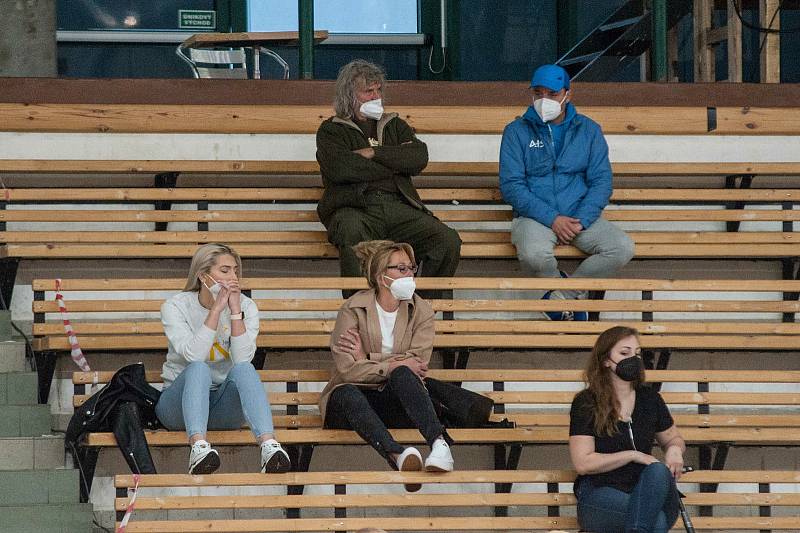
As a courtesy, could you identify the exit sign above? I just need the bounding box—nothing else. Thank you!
[178,10,216,30]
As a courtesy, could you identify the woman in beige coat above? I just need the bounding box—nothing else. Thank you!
[319,240,454,489]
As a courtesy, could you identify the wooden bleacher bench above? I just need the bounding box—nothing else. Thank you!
[32,275,800,406]
[1,101,800,135]
[73,367,800,448]
[112,469,800,531]
[34,276,800,357]
[2,159,800,176]
[47,276,800,494]
[2,185,799,260]
[93,368,800,529]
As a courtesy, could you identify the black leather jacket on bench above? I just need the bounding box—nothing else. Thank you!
[65,362,162,501]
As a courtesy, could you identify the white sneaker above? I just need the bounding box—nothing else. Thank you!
[395,447,423,492]
[260,439,291,473]
[188,440,220,475]
[425,437,454,472]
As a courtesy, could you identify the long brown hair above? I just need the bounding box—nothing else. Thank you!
[583,326,643,436]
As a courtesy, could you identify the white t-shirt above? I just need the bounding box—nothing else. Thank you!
[160,291,260,389]
[375,301,398,354]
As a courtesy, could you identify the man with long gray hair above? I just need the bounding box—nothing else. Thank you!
[316,59,461,281]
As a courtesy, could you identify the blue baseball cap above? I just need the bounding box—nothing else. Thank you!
[530,64,570,91]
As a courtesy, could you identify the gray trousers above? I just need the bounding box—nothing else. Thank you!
[511,216,634,299]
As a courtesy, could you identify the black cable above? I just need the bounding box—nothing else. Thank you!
[752,0,784,80]
[730,0,800,34]
[69,441,113,533]
[759,2,783,53]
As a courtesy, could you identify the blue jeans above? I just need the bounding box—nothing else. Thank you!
[576,462,680,533]
[155,361,274,439]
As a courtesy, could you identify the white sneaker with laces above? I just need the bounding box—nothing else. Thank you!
[260,439,291,473]
[395,447,423,492]
[188,440,220,475]
[425,437,454,472]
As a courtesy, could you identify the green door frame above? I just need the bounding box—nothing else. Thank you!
[418,0,459,80]
[556,0,580,58]
[216,0,247,32]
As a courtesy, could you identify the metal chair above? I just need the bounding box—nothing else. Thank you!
[176,44,289,79]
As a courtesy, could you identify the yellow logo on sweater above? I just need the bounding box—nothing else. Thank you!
[209,342,230,362]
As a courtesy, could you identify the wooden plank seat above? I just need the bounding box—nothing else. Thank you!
[33,277,800,357]
[46,276,800,475]
[83,368,800,527]
[1,101,799,135]
[112,469,800,532]
[0,104,716,135]
[2,159,800,176]
[2,186,800,260]
[73,368,800,446]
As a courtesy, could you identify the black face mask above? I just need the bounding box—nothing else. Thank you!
[612,356,644,382]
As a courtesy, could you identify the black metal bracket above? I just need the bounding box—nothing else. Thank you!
[642,290,653,322]
[252,347,268,370]
[440,295,471,369]
[758,482,771,533]
[0,257,20,313]
[723,174,753,233]
[493,443,523,517]
[547,481,560,518]
[334,483,347,533]
[781,254,800,323]
[440,348,470,380]
[642,349,671,391]
[454,349,470,369]
[440,349,456,370]
[707,107,717,132]
[115,486,127,522]
[70,441,100,504]
[286,380,298,417]
[588,290,605,321]
[285,444,315,519]
[153,172,179,232]
[697,381,710,416]
[34,350,58,404]
[285,374,312,518]
[197,200,209,232]
[697,442,731,517]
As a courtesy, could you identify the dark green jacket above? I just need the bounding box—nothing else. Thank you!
[316,113,430,226]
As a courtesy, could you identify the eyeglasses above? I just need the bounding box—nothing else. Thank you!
[386,264,418,274]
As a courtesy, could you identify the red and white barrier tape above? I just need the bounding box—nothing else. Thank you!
[116,474,140,533]
[55,279,91,372]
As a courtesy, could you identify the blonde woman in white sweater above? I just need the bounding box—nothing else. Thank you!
[155,243,290,474]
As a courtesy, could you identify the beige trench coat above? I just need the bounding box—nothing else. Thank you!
[318,289,434,421]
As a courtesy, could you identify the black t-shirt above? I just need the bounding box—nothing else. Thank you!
[354,117,378,143]
[569,386,674,493]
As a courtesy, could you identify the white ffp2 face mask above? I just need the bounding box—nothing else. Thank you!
[359,98,384,120]
[533,92,568,122]
[383,275,416,300]
[202,275,223,297]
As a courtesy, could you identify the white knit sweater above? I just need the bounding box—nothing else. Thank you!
[160,291,259,389]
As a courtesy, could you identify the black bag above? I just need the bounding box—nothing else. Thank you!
[425,377,501,428]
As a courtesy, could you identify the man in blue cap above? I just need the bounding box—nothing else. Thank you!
[499,64,634,321]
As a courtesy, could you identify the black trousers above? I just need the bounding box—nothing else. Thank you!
[324,366,450,464]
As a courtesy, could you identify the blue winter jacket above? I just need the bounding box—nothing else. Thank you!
[499,103,612,229]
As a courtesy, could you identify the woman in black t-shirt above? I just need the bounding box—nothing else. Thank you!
[569,326,686,533]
